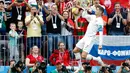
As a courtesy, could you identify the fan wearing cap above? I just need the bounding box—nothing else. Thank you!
[49,41,71,66]
[51,60,68,73]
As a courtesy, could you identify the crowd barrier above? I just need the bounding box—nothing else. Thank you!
[0,35,130,66]
[0,66,121,73]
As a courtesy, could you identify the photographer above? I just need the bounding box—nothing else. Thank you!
[118,58,130,73]
[8,60,16,73]
[8,60,26,73]
[51,60,68,73]
[29,61,46,73]
[75,62,94,73]
[98,64,116,73]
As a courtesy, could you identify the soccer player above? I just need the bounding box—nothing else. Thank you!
[73,5,105,66]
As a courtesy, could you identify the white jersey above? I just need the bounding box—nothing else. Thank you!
[82,10,104,37]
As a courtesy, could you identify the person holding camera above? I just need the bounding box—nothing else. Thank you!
[98,64,116,73]
[51,60,68,73]
[117,58,130,73]
[74,62,95,73]
[8,60,26,73]
[29,62,42,73]
[25,6,44,52]
[8,60,16,73]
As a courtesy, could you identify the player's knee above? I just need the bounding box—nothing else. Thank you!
[81,52,87,59]
[73,47,80,53]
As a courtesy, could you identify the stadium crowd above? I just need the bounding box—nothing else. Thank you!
[0,0,130,72]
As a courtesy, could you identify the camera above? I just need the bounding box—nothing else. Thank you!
[17,0,23,3]
[34,12,36,17]
[11,61,26,73]
[82,62,92,72]
[122,62,129,67]
[100,64,116,73]
[32,61,47,73]
[61,65,69,73]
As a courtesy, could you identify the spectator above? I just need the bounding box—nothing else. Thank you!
[25,45,44,67]
[49,42,71,66]
[38,0,49,35]
[72,7,80,30]
[45,0,55,10]
[61,11,74,51]
[25,6,44,53]
[117,58,130,73]
[51,60,68,73]
[5,1,12,32]
[0,1,7,40]
[17,21,26,62]
[46,4,64,57]
[75,0,90,9]
[8,60,16,73]
[124,22,130,35]
[58,0,66,14]
[124,8,130,35]
[98,64,116,73]
[9,23,20,62]
[76,9,88,37]
[29,62,43,73]
[74,62,94,73]
[108,2,127,35]
[7,0,30,25]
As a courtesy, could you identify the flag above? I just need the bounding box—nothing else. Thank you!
[89,36,130,66]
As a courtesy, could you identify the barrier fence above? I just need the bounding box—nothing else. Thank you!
[0,35,130,66]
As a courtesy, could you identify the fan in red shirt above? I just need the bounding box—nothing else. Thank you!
[49,42,71,66]
[25,46,44,67]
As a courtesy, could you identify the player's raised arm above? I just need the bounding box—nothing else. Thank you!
[82,9,92,22]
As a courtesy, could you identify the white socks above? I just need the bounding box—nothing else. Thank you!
[86,54,93,60]
[74,53,82,71]
[74,53,81,60]
[86,55,104,65]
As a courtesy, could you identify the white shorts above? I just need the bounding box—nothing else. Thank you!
[76,36,95,53]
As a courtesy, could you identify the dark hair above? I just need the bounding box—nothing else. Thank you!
[0,1,4,4]
[114,2,120,6]
[62,10,69,15]
[9,60,16,65]
[96,5,104,14]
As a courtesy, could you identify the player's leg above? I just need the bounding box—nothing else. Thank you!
[81,37,105,66]
[73,37,85,71]
[73,47,81,60]
[73,37,85,60]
